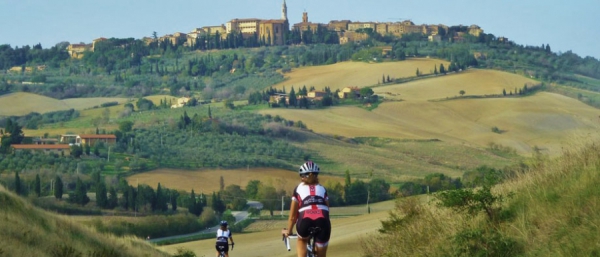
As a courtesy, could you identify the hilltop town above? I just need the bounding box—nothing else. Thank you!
[66,0,488,58]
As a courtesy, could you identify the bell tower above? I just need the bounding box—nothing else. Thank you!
[282,0,288,21]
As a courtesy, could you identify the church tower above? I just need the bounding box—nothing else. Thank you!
[282,0,288,21]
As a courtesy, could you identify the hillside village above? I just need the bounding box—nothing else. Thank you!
[65,0,488,58]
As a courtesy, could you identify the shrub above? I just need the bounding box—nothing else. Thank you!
[50,244,82,257]
[172,248,196,257]
[100,101,119,107]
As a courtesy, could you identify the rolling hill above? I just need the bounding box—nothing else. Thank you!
[0,92,128,116]
[272,58,450,91]
[260,68,600,156]
[0,185,169,257]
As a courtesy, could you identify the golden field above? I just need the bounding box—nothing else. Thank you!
[0,92,128,116]
[260,69,600,156]
[272,58,450,91]
[127,167,347,194]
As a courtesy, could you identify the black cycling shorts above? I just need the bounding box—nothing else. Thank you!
[296,211,331,245]
[215,241,229,252]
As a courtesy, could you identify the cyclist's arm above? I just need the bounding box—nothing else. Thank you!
[286,200,299,235]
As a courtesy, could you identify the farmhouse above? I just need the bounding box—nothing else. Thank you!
[60,134,117,146]
[11,144,71,155]
[78,134,117,145]
[171,97,191,108]
[307,90,326,98]
[338,87,361,99]
[32,138,59,145]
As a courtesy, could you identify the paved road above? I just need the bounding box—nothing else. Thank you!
[148,201,263,243]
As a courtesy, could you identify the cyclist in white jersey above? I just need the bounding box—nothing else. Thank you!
[284,161,331,257]
[215,220,234,257]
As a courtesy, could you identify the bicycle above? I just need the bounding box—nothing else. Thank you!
[305,227,321,257]
[217,243,234,257]
[285,227,321,257]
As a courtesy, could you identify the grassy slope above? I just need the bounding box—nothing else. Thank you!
[0,92,69,116]
[501,141,600,256]
[260,69,600,156]
[361,139,600,257]
[0,185,169,257]
[126,167,346,194]
[272,58,450,91]
[0,92,128,117]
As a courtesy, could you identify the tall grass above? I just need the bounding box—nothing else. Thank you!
[361,139,600,257]
[0,185,170,257]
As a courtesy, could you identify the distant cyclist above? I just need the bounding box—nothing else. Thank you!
[215,220,234,257]
[284,161,331,257]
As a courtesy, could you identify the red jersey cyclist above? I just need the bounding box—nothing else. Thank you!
[284,161,331,257]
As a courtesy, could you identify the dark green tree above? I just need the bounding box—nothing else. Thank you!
[288,87,298,107]
[211,192,227,215]
[257,185,277,216]
[96,182,108,208]
[108,187,118,209]
[246,180,261,199]
[156,183,168,212]
[70,178,90,206]
[34,174,41,197]
[222,184,247,210]
[14,171,21,195]
[119,120,134,133]
[170,190,179,211]
[54,176,63,200]
[346,180,368,205]
[359,87,374,98]
[70,145,83,158]
[440,63,446,74]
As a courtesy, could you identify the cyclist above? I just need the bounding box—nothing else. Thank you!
[283,161,331,257]
[215,220,234,257]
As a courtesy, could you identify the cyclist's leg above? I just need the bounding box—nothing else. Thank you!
[295,215,312,257]
[315,218,331,257]
[296,237,308,257]
[316,245,328,257]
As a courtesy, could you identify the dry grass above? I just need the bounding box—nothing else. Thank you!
[61,97,129,109]
[292,133,514,181]
[0,92,128,117]
[272,58,449,91]
[373,69,537,101]
[494,137,600,256]
[0,185,169,257]
[260,68,600,156]
[360,136,600,257]
[126,167,346,194]
[0,92,69,116]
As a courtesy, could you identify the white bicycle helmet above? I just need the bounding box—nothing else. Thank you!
[299,161,320,175]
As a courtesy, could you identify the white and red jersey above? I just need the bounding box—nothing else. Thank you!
[292,182,329,214]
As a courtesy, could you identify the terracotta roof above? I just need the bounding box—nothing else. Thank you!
[12,144,70,150]
[78,134,117,139]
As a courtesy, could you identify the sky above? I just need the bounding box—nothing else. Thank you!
[1,0,599,59]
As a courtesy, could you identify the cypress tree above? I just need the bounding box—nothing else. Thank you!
[54,176,63,200]
[34,174,41,197]
[96,182,108,208]
[14,171,21,195]
[108,187,118,209]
